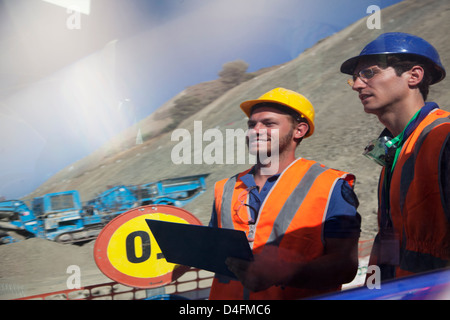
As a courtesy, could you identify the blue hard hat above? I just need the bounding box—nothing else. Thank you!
[341,32,446,84]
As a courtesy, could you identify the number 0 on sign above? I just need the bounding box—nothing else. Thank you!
[94,205,202,288]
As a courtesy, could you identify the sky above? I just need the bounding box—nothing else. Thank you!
[0,0,402,199]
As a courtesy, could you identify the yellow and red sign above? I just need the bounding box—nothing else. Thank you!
[94,205,202,288]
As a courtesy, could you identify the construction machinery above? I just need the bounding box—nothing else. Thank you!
[0,190,115,244]
[129,174,209,207]
[85,174,208,212]
[0,174,208,245]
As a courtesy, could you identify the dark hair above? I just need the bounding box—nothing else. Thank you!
[372,54,432,100]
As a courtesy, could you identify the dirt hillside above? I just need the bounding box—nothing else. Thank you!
[1,0,450,299]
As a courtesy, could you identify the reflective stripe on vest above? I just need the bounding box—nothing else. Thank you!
[220,173,239,229]
[398,116,450,212]
[220,162,328,236]
[387,111,450,277]
[267,163,328,246]
[210,158,354,299]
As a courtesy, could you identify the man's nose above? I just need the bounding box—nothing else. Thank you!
[351,77,366,91]
[250,122,265,132]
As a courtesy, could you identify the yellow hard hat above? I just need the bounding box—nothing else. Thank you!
[240,87,315,137]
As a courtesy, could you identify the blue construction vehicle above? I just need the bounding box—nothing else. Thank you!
[0,174,209,245]
[84,185,139,213]
[85,174,209,212]
[0,199,40,244]
[0,190,120,244]
[129,174,209,207]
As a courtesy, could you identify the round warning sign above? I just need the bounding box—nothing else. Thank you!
[94,205,202,288]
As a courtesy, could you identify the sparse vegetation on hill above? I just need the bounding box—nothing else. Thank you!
[165,59,272,133]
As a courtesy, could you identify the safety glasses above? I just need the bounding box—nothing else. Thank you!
[233,186,258,225]
[347,66,381,87]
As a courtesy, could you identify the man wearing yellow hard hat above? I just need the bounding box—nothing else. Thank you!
[208,87,361,300]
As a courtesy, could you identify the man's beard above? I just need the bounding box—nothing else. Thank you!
[246,129,293,175]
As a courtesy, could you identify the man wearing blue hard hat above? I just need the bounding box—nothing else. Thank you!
[341,32,450,282]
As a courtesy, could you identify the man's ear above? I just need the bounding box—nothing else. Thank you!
[408,65,425,87]
[294,122,309,139]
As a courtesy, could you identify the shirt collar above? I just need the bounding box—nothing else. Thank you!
[240,166,281,188]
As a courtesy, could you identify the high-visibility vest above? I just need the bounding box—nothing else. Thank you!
[209,158,355,300]
[371,109,450,278]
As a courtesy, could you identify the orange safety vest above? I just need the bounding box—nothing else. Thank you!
[209,158,355,300]
[370,109,450,278]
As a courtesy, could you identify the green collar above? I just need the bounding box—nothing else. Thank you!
[386,109,421,173]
